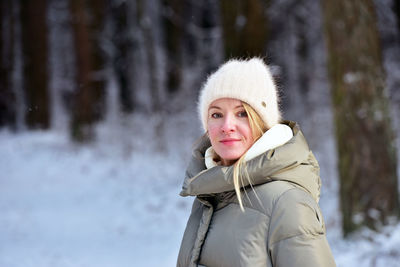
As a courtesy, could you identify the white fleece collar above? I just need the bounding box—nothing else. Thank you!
[205,124,293,169]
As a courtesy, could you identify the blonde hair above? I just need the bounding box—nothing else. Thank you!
[233,103,268,211]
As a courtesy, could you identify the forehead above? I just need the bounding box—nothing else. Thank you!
[209,98,243,109]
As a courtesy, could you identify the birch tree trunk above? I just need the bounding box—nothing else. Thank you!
[137,0,161,112]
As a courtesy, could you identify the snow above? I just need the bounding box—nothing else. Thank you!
[1,112,400,267]
[330,224,400,266]
[0,112,196,267]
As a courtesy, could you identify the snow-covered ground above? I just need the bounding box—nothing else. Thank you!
[1,112,400,267]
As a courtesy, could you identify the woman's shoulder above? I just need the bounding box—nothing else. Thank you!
[245,181,322,218]
[259,181,326,243]
[248,180,300,206]
[243,181,326,246]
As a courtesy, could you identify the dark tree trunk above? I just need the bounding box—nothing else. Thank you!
[179,0,222,77]
[220,0,268,59]
[20,0,50,129]
[162,0,183,94]
[322,0,399,236]
[69,0,106,142]
[110,0,135,113]
[394,0,400,34]
[0,0,16,129]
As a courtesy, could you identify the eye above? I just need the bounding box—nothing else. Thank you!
[211,112,222,118]
[237,111,248,118]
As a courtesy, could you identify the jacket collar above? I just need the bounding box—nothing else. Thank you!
[204,123,294,168]
[180,121,321,202]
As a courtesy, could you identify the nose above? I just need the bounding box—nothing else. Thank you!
[221,114,235,133]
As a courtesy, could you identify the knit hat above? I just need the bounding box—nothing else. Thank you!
[198,58,281,131]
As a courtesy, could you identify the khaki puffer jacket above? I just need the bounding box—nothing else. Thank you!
[177,121,336,267]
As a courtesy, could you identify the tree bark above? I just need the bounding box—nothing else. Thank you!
[69,0,106,141]
[20,0,50,129]
[220,0,268,59]
[162,0,183,94]
[0,0,16,129]
[322,0,399,236]
[110,0,135,113]
[137,0,161,112]
[394,0,400,34]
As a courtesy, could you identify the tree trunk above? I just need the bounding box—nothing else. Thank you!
[220,0,268,59]
[69,0,106,142]
[394,0,400,34]
[137,0,166,151]
[20,0,50,129]
[137,0,161,112]
[322,0,399,236]
[162,0,183,94]
[110,0,135,113]
[0,0,16,129]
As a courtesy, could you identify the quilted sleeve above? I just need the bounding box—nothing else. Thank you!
[268,188,336,267]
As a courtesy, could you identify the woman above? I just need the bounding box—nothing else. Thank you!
[177,58,336,267]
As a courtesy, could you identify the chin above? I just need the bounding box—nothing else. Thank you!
[220,154,242,162]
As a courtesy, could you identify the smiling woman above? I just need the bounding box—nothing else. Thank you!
[177,58,336,267]
[206,98,269,210]
[207,98,255,166]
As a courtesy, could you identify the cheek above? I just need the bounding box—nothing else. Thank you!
[238,122,253,141]
[207,124,220,142]
[245,128,253,141]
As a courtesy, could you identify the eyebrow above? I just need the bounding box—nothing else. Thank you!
[208,105,243,110]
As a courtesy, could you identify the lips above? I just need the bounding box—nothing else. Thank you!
[220,138,241,145]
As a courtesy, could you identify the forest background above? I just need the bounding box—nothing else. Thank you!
[1,0,400,266]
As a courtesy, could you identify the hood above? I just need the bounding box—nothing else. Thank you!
[180,121,321,202]
[204,123,293,168]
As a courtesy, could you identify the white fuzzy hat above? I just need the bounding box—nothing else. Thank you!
[198,58,281,131]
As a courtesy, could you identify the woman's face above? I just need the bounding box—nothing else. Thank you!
[207,98,255,166]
